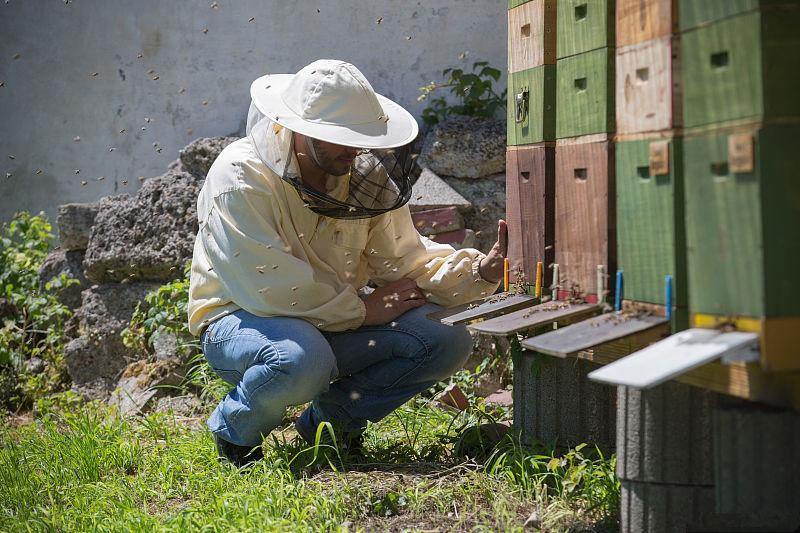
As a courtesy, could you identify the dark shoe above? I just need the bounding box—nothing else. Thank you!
[213,433,264,468]
[295,410,364,457]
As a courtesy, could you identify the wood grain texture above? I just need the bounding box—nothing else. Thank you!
[681,6,800,128]
[507,65,557,145]
[554,137,616,299]
[679,0,786,30]
[506,145,555,287]
[557,0,615,58]
[426,294,537,326]
[616,36,682,134]
[556,47,615,138]
[521,314,669,356]
[616,0,677,47]
[616,136,686,311]
[468,301,600,335]
[509,0,557,72]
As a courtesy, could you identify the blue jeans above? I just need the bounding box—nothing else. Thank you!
[200,303,473,447]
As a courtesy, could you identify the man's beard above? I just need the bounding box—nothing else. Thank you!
[308,138,350,176]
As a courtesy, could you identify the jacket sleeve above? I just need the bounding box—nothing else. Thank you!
[201,187,366,331]
[365,206,500,307]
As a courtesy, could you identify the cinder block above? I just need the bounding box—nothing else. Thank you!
[616,382,717,485]
[514,352,616,452]
[620,480,748,533]
[714,403,800,521]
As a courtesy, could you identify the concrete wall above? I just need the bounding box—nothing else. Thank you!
[0,0,507,229]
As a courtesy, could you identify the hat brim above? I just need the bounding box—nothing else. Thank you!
[250,74,419,149]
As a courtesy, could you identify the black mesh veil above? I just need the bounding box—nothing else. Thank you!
[246,102,414,219]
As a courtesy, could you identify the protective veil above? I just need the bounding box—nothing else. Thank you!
[246,102,414,220]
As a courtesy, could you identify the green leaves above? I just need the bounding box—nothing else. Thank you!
[0,212,75,406]
[417,61,507,126]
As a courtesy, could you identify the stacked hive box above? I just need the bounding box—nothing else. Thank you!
[680,0,800,372]
[614,0,686,328]
[554,0,616,302]
[506,0,557,287]
[507,0,616,453]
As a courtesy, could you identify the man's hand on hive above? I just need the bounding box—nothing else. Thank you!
[362,278,427,326]
[478,219,508,283]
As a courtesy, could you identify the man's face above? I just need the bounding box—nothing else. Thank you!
[308,137,360,176]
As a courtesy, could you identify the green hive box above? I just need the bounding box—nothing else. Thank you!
[507,65,557,145]
[681,6,800,129]
[680,0,789,30]
[557,0,614,58]
[616,137,687,326]
[556,47,614,138]
[509,0,532,8]
[684,123,800,318]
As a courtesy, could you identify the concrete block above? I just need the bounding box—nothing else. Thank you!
[714,403,800,522]
[514,352,616,452]
[616,381,717,485]
[620,479,794,533]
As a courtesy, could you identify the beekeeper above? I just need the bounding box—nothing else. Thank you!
[188,59,508,466]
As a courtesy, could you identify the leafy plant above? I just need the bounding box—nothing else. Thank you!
[121,263,225,402]
[417,61,506,126]
[0,212,77,406]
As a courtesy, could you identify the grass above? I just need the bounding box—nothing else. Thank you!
[0,378,619,532]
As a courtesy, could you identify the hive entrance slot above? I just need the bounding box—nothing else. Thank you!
[521,171,530,183]
[521,23,531,38]
[574,168,588,181]
[574,4,587,20]
[710,51,729,69]
[574,77,587,91]
[635,67,649,83]
[637,166,650,179]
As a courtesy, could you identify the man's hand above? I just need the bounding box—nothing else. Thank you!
[478,219,508,283]
[362,278,427,326]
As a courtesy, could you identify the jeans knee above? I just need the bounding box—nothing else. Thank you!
[423,323,473,381]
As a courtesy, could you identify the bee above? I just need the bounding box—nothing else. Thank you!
[35,169,42,175]
[376,17,383,24]
[89,72,98,78]
[151,75,160,81]
[119,129,126,134]
[108,147,115,152]
[202,100,208,106]
[7,155,14,160]
[368,340,376,347]
[178,87,186,94]
[137,53,143,59]
[121,179,128,185]
[233,250,240,257]
[210,1,218,8]
[202,28,209,34]
[74,169,80,174]
[0,81,4,87]
[406,35,412,40]
[12,53,20,60]
[80,180,87,186]
[73,136,81,142]
[248,16,255,22]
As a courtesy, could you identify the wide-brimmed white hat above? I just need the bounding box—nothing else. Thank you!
[250,59,418,149]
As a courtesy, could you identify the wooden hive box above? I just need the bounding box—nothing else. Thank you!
[507,65,557,145]
[679,0,788,31]
[508,0,557,73]
[616,0,677,47]
[556,47,615,139]
[557,0,615,59]
[683,122,800,371]
[554,135,616,302]
[681,5,800,129]
[616,36,682,135]
[616,133,687,328]
[506,144,556,287]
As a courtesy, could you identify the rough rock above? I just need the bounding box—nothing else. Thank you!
[57,196,128,251]
[419,116,505,179]
[37,249,89,311]
[443,174,506,253]
[151,329,180,362]
[409,167,471,213]
[65,282,160,393]
[82,168,201,283]
[109,359,186,416]
[179,136,238,179]
[25,357,45,375]
[154,394,203,417]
